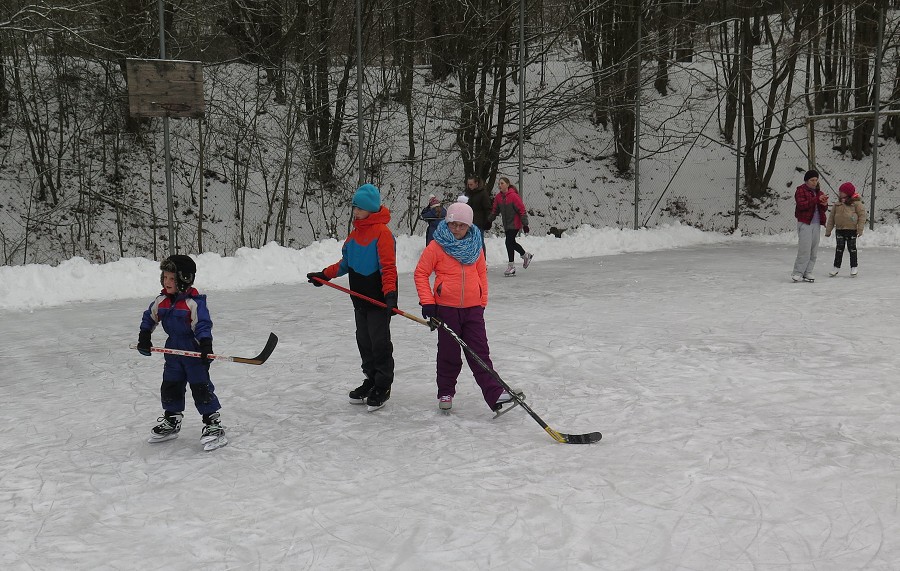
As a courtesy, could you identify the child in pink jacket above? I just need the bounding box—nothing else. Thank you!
[414,202,512,413]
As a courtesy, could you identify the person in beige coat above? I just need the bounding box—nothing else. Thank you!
[825,182,867,277]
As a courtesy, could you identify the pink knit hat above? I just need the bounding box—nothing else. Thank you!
[445,202,474,226]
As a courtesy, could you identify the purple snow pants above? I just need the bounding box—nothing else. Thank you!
[434,305,505,409]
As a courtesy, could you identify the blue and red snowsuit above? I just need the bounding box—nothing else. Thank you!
[140,287,220,415]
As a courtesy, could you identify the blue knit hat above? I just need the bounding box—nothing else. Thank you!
[352,184,381,212]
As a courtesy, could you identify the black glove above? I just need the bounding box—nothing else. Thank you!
[137,330,152,356]
[421,304,439,331]
[307,271,329,286]
[198,338,214,366]
[384,291,398,317]
[523,225,530,234]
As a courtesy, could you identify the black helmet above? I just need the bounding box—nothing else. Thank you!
[160,255,196,292]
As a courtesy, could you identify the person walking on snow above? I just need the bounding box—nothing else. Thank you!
[137,255,227,451]
[414,202,514,413]
[489,176,532,277]
[306,183,398,411]
[825,182,866,277]
[791,169,829,283]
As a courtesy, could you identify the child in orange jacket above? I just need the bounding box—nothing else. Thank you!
[414,202,512,413]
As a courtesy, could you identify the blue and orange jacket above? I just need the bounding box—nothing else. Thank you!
[140,287,212,353]
[324,206,397,309]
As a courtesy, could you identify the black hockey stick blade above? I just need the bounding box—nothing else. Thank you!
[232,332,279,364]
[546,427,603,444]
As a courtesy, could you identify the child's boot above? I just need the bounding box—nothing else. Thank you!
[148,411,183,443]
[348,378,374,404]
[201,411,228,451]
[366,385,391,412]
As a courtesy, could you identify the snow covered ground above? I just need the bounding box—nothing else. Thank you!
[3,226,900,570]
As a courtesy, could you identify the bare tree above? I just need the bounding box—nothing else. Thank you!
[740,1,815,200]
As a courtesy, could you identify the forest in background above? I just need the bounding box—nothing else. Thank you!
[1,0,899,265]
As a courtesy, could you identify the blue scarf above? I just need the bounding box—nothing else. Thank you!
[433,221,482,265]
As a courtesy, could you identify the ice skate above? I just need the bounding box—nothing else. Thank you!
[851,267,858,277]
[148,411,183,443]
[438,395,453,411]
[200,412,227,451]
[366,386,391,412]
[829,267,839,277]
[348,379,373,404]
[504,263,516,277]
[522,252,533,269]
[492,389,525,419]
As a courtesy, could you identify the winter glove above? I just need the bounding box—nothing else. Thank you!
[421,304,439,331]
[137,330,153,356]
[384,291,398,318]
[198,338,214,367]
[307,271,329,287]
[523,225,530,234]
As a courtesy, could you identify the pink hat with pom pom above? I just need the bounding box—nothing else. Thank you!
[445,202,474,226]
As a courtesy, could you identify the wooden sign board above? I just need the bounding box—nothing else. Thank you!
[126,59,205,118]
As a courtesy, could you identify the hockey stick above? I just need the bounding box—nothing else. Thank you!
[130,332,279,365]
[311,277,601,444]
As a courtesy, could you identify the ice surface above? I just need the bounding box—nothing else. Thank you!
[2,229,899,570]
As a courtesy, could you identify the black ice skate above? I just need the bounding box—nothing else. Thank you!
[148,411,183,443]
[200,412,228,451]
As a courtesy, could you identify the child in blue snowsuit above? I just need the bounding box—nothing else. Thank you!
[137,255,226,450]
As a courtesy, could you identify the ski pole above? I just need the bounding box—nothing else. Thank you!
[310,277,602,444]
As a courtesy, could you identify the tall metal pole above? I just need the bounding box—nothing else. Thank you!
[870,0,884,231]
[633,4,641,229]
[734,21,742,232]
[356,0,365,185]
[517,0,525,196]
[158,0,175,252]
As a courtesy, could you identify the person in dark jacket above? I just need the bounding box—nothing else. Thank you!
[137,254,227,450]
[792,169,829,282]
[306,184,398,411]
[464,176,493,233]
[465,176,493,255]
[420,194,445,245]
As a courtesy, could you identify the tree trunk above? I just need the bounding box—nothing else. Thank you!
[455,0,514,188]
[851,2,877,160]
